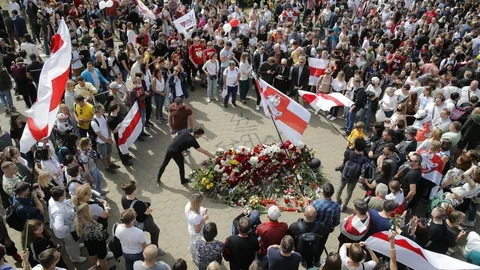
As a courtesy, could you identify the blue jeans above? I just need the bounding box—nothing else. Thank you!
[218,67,227,88]
[0,90,14,109]
[345,110,357,133]
[123,252,143,270]
[120,69,128,83]
[207,77,218,98]
[43,35,50,56]
[90,167,104,193]
[360,99,372,131]
[468,201,478,222]
[224,85,238,106]
[140,108,146,124]
[154,94,166,120]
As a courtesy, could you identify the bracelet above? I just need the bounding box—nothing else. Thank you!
[390,248,396,251]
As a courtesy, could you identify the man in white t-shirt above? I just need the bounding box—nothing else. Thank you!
[25,248,67,270]
[71,43,84,79]
[91,104,117,174]
[116,208,148,270]
[425,92,448,124]
[460,80,480,105]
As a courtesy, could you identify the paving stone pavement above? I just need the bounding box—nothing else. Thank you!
[1,80,365,269]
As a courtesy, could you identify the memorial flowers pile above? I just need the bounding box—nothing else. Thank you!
[190,141,327,211]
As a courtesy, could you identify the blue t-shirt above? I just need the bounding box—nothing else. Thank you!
[362,210,391,240]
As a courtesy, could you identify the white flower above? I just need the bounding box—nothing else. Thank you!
[217,148,225,152]
[249,156,259,165]
[297,141,305,148]
[214,165,224,173]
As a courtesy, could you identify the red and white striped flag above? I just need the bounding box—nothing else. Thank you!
[135,0,156,21]
[308,57,330,85]
[20,19,71,153]
[256,78,311,145]
[366,232,480,270]
[418,149,444,186]
[298,91,354,113]
[118,102,143,154]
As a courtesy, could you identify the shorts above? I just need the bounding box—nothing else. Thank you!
[85,239,108,259]
[97,142,112,159]
[192,63,204,77]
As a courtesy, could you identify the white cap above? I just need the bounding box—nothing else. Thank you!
[109,82,120,89]
[267,205,281,221]
[414,110,427,119]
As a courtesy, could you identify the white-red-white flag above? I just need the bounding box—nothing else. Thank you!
[366,232,480,270]
[256,78,311,145]
[308,57,330,85]
[299,91,354,113]
[20,19,71,153]
[118,102,143,154]
[135,0,156,21]
[418,149,444,186]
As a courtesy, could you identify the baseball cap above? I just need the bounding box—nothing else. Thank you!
[267,205,281,221]
[414,110,428,119]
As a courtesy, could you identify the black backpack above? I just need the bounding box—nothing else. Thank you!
[108,223,123,261]
[295,220,320,256]
[5,202,25,231]
[341,151,367,182]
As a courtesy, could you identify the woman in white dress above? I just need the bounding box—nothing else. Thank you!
[185,194,209,260]
[20,34,40,65]
[126,22,137,46]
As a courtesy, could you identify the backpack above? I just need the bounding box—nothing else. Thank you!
[57,146,69,164]
[5,202,25,231]
[90,114,107,143]
[129,199,145,230]
[295,220,320,256]
[450,105,467,121]
[108,222,123,261]
[428,195,453,214]
[341,151,367,182]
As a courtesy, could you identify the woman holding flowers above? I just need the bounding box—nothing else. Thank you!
[185,193,209,261]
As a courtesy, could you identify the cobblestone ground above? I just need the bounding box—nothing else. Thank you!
[2,78,360,269]
[1,54,478,270]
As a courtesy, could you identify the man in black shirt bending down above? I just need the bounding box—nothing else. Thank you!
[156,127,214,185]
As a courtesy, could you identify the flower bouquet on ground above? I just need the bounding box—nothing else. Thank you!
[190,140,328,211]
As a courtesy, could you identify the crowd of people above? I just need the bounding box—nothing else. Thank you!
[0,0,479,269]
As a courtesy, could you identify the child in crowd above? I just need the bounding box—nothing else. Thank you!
[347,121,364,148]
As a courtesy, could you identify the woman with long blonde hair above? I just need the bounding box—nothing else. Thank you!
[185,193,209,260]
[75,203,112,270]
[73,183,109,228]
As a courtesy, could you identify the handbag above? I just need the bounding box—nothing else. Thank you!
[222,88,228,98]
[375,102,386,122]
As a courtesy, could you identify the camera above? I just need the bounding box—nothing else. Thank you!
[35,142,49,162]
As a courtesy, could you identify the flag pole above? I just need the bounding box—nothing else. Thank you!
[257,78,306,196]
[265,106,305,196]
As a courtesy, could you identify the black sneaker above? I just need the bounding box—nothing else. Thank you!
[156,178,161,187]
[110,163,120,169]
[122,160,133,166]
[138,136,145,141]
[181,178,191,185]
[105,166,117,173]
[141,132,151,137]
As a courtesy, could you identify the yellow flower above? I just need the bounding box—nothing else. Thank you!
[231,160,239,165]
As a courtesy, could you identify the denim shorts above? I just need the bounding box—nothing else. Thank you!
[97,142,112,159]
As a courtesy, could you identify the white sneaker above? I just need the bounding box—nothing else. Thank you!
[462,220,475,227]
[330,117,337,120]
[206,97,211,103]
[214,96,219,101]
[326,115,332,119]
[315,110,319,115]
[79,243,85,248]
[71,256,87,263]
[256,105,260,111]
[106,252,114,259]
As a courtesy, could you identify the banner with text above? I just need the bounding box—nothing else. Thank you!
[173,9,196,39]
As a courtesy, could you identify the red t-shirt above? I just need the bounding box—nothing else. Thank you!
[134,86,145,109]
[189,44,205,65]
[425,11,437,24]
[203,48,216,62]
[387,55,404,74]
[255,221,288,255]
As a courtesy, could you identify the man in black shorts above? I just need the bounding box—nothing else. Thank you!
[156,127,214,185]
